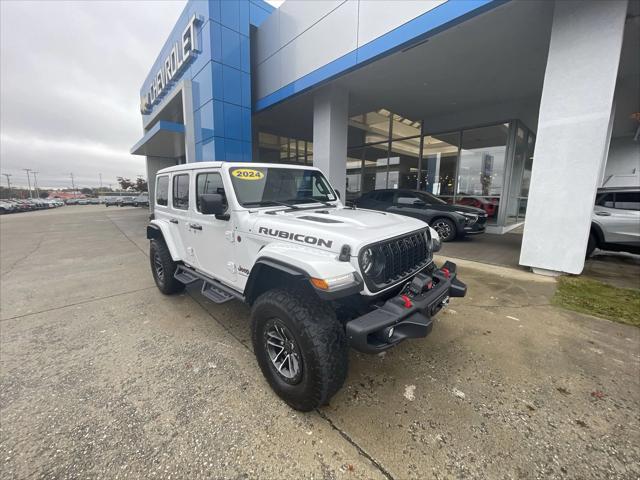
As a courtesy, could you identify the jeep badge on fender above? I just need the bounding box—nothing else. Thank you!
[146,162,466,411]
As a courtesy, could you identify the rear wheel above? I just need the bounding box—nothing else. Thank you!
[251,288,348,411]
[149,239,184,294]
[432,217,457,242]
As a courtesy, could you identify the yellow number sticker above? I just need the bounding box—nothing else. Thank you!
[231,168,264,180]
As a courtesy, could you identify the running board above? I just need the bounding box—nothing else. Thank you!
[174,265,244,304]
[174,267,199,285]
[201,282,235,304]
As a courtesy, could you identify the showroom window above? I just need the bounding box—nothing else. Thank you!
[419,132,460,197]
[456,124,509,223]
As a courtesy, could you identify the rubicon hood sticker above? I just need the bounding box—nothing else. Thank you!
[232,168,264,180]
[258,227,333,249]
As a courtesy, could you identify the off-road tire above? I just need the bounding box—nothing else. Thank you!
[432,217,457,242]
[149,238,185,295]
[251,288,348,411]
[586,232,597,258]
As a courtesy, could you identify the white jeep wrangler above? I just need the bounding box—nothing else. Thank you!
[147,162,466,411]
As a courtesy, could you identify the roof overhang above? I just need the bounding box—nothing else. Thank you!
[130,121,185,157]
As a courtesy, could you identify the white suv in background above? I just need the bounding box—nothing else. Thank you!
[588,187,640,257]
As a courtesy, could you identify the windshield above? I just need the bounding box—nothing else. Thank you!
[229,167,337,207]
[417,191,447,205]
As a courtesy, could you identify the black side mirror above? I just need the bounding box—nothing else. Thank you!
[335,190,341,199]
[199,193,229,220]
[413,199,427,207]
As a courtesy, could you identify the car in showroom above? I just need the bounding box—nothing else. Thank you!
[354,189,486,242]
[587,187,640,257]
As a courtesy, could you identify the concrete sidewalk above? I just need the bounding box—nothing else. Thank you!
[1,206,639,479]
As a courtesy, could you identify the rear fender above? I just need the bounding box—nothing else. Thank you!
[147,220,180,261]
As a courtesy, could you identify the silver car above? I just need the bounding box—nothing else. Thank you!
[588,187,640,257]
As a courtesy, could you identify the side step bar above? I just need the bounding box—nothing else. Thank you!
[174,265,244,304]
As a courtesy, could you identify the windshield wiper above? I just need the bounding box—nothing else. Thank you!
[244,200,300,209]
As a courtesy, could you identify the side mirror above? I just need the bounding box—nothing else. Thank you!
[413,199,427,207]
[199,193,229,220]
[335,190,341,199]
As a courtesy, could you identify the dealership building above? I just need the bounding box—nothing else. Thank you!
[131,0,639,275]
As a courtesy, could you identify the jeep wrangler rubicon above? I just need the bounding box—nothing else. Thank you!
[147,162,466,411]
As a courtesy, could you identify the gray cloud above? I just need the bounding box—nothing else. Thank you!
[1,0,187,189]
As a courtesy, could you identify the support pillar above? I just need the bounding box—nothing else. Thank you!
[519,0,628,275]
[313,85,349,199]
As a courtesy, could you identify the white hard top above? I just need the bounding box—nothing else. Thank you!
[157,162,320,175]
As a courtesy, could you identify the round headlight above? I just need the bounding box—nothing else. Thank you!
[361,248,386,280]
[429,227,442,253]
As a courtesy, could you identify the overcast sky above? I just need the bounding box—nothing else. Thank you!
[0,0,280,190]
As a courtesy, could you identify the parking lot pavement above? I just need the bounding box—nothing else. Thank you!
[1,207,639,479]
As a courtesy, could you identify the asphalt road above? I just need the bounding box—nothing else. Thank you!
[1,206,639,479]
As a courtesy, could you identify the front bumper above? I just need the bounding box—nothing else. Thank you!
[346,261,466,353]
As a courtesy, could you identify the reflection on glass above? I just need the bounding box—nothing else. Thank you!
[348,110,391,147]
[391,114,421,139]
[456,125,508,223]
[420,132,460,196]
[505,126,527,225]
[388,136,420,189]
[348,143,390,194]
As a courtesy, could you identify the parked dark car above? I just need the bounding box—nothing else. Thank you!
[354,189,487,241]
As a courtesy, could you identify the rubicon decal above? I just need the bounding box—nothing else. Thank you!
[258,227,333,249]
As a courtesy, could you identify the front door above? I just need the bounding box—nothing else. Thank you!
[188,170,237,287]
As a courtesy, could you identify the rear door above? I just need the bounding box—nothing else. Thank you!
[169,172,194,263]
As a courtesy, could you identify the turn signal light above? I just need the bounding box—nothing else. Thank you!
[310,273,356,291]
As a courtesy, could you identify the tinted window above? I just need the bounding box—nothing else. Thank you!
[196,172,226,212]
[172,174,189,210]
[375,191,395,203]
[156,176,169,206]
[614,192,640,211]
[396,192,419,205]
[595,193,614,208]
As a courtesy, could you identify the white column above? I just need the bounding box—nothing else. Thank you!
[519,0,628,275]
[313,85,349,199]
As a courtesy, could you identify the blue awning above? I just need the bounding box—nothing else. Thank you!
[130,121,186,157]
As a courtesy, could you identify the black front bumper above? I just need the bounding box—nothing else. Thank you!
[346,261,466,353]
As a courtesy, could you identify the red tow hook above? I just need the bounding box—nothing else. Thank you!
[441,267,451,279]
[400,294,413,309]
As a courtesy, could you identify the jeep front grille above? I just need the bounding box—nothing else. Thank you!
[359,229,432,292]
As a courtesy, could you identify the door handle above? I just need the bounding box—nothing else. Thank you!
[595,211,611,216]
[189,223,203,230]
[169,218,178,224]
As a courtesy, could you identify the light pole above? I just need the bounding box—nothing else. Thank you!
[23,168,32,199]
[31,171,40,198]
[99,173,103,190]
[70,173,76,198]
[2,173,11,198]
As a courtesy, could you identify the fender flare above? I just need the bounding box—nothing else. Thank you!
[244,246,361,304]
[590,222,605,246]
[146,221,181,261]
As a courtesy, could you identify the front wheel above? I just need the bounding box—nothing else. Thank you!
[432,217,457,242]
[149,239,184,294]
[251,289,348,411]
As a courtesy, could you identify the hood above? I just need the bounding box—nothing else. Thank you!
[246,206,427,253]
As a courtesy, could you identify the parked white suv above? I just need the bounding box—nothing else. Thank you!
[147,162,466,410]
[588,187,640,257]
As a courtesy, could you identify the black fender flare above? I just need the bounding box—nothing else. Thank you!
[590,222,604,246]
[244,258,307,305]
[146,224,163,240]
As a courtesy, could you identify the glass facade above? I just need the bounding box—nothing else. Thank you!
[257,110,536,229]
